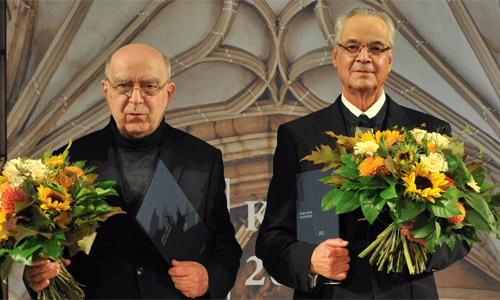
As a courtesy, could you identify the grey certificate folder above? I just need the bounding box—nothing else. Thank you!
[296,169,339,244]
[136,160,211,265]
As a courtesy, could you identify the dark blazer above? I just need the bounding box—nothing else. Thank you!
[256,95,470,299]
[61,120,241,299]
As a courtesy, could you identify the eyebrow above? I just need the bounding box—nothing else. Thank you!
[111,77,163,84]
[342,39,388,46]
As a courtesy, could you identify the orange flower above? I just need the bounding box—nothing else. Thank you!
[0,182,9,193]
[0,185,28,216]
[57,166,84,189]
[427,142,437,154]
[447,202,466,224]
[358,156,386,176]
[440,176,456,189]
[383,130,405,150]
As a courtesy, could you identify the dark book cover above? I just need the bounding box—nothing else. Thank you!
[296,169,339,245]
[136,160,211,265]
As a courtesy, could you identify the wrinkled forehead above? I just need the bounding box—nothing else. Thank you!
[340,15,390,45]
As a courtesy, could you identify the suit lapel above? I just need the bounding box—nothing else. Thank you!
[385,96,418,130]
[158,123,190,184]
[318,97,349,142]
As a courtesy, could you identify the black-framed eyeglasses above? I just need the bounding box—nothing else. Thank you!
[337,43,391,56]
[106,79,169,97]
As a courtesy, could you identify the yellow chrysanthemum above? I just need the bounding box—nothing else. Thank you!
[402,162,448,203]
[45,155,64,168]
[38,185,72,211]
[358,156,386,176]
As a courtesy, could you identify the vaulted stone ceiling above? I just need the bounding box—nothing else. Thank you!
[6,0,500,173]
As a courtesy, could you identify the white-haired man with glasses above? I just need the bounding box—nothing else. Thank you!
[25,43,242,299]
[256,7,469,299]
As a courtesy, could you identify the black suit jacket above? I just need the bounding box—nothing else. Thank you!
[59,121,241,299]
[256,95,470,299]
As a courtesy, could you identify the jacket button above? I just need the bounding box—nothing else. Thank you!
[137,266,144,276]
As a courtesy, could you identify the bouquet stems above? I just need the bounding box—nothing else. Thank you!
[37,257,85,300]
[358,222,428,275]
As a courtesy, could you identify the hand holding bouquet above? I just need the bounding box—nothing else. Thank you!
[303,127,500,275]
[0,142,124,299]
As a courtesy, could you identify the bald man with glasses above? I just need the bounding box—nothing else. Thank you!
[25,43,241,299]
[256,7,470,299]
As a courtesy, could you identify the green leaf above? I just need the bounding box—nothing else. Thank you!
[428,199,461,218]
[470,166,486,186]
[380,178,397,199]
[9,237,44,265]
[360,194,386,224]
[426,221,441,253]
[337,165,359,181]
[41,239,61,258]
[13,225,51,247]
[465,209,494,235]
[397,200,426,222]
[341,180,362,190]
[480,181,498,193]
[412,216,435,239]
[441,187,462,202]
[463,192,496,230]
[491,192,500,206]
[336,190,360,214]
[446,156,472,186]
[95,187,119,197]
[0,257,14,284]
[71,205,87,217]
[321,188,342,211]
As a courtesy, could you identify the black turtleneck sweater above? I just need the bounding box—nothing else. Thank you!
[111,122,163,214]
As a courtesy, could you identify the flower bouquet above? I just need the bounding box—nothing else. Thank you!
[302,127,500,275]
[0,142,125,299]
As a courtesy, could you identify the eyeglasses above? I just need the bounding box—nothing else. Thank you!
[106,79,168,97]
[337,43,391,56]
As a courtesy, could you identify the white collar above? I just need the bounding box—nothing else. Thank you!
[341,92,386,118]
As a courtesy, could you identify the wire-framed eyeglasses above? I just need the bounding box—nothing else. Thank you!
[337,42,391,56]
[106,79,169,97]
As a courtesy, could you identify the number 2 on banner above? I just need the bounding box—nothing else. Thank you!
[245,256,281,286]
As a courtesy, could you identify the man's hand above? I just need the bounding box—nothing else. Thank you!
[310,238,350,281]
[168,260,209,298]
[24,258,70,292]
[400,218,427,247]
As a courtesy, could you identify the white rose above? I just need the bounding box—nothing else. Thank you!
[429,132,450,149]
[3,159,26,187]
[420,153,448,173]
[410,129,428,144]
[25,159,50,184]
